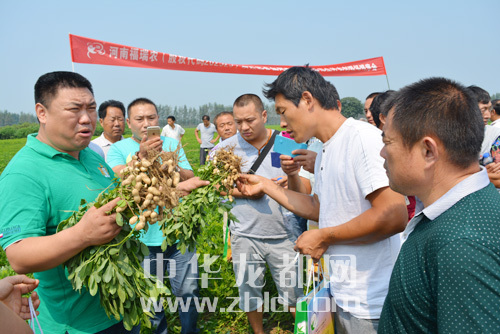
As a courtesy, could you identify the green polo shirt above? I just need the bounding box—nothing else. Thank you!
[0,134,118,333]
[379,184,500,333]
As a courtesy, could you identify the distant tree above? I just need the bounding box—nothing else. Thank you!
[340,97,364,119]
[264,103,280,125]
[491,93,500,100]
[19,112,38,124]
[0,110,37,126]
[157,104,172,123]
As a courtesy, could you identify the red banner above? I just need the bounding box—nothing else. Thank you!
[70,34,386,77]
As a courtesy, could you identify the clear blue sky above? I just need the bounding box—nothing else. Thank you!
[1,0,498,115]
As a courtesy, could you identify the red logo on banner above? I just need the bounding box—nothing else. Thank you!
[69,34,387,77]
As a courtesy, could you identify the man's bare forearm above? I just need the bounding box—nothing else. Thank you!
[264,179,319,221]
[5,226,90,274]
[286,174,311,194]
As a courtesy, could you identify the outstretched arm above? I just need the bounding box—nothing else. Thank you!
[237,174,320,221]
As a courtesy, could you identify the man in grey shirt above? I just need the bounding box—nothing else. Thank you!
[213,94,301,334]
[195,115,219,165]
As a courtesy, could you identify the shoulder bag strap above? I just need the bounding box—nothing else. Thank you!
[248,130,279,175]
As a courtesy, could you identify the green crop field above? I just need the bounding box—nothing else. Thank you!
[0,137,27,173]
[0,125,294,334]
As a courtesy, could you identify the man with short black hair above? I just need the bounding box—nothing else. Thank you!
[0,71,132,333]
[91,99,126,158]
[161,115,185,142]
[369,90,395,129]
[195,115,218,165]
[364,92,380,126]
[214,94,302,334]
[238,67,408,334]
[468,85,492,125]
[378,77,500,333]
[107,97,200,334]
[213,111,237,141]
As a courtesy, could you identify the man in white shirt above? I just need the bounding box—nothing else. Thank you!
[195,115,219,165]
[161,115,185,142]
[91,100,125,159]
[238,66,408,333]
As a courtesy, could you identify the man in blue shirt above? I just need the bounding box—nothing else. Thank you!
[107,98,199,334]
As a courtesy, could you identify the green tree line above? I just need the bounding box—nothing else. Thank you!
[157,102,281,127]
[0,110,38,126]
[0,98,366,140]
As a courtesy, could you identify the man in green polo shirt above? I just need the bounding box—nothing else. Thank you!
[378,77,500,332]
[0,71,128,333]
[0,72,207,334]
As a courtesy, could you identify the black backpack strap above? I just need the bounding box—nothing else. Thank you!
[248,130,279,175]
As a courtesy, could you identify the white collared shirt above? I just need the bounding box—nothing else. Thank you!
[91,133,124,159]
[401,167,490,242]
[161,124,185,142]
[490,119,500,128]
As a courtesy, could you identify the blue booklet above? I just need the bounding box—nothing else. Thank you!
[273,135,307,157]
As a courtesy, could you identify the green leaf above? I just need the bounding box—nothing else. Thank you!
[95,258,108,273]
[89,273,98,296]
[119,300,125,316]
[122,308,133,330]
[124,283,135,299]
[109,248,119,256]
[103,262,114,283]
[117,285,126,303]
[179,242,186,254]
[117,199,127,207]
[117,260,134,277]
[75,276,83,291]
[116,212,123,226]
[140,243,149,256]
[109,282,117,295]
[115,269,125,285]
[111,299,120,320]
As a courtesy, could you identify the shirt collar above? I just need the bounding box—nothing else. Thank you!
[98,133,124,146]
[26,133,75,159]
[402,167,489,241]
[490,119,500,127]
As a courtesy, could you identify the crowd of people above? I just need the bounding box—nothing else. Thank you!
[0,68,499,334]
